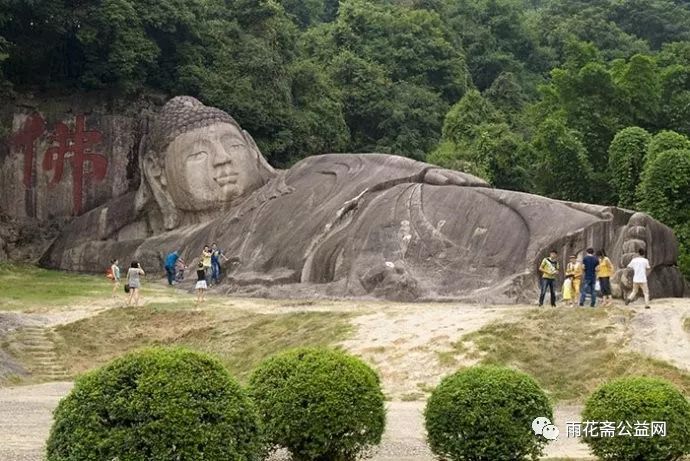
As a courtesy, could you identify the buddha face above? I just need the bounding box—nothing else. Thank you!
[162,123,263,211]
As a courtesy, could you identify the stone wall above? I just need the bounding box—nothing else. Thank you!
[0,92,161,222]
[0,92,163,261]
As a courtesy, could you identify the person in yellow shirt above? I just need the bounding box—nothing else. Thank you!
[596,249,615,307]
[538,249,560,307]
[565,255,582,307]
[201,245,213,280]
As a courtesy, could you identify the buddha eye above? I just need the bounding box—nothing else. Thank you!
[187,151,208,162]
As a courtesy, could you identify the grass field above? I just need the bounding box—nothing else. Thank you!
[0,263,103,309]
[0,262,169,311]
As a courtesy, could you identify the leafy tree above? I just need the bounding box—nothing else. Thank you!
[645,130,690,170]
[470,122,533,191]
[612,54,660,128]
[608,127,651,208]
[443,0,547,91]
[279,0,331,28]
[638,148,690,229]
[427,89,517,181]
[610,0,690,50]
[441,89,502,145]
[426,141,491,181]
[533,0,649,63]
[547,43,623,172]
[532,115,593,202]
[485,71,528,116]
[638,149,690,278]
[327,51,394,151]
[375,82,447,159]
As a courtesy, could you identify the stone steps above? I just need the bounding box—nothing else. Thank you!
[16,326,70,382]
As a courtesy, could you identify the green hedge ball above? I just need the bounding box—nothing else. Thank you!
[46,347,262,461]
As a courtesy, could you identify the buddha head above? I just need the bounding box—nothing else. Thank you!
[139,97,275,229]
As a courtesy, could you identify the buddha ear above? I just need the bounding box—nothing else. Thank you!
[142,153,179,230]
[243,129,276,177]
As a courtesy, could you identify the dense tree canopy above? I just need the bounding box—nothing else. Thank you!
[2,0,690,274]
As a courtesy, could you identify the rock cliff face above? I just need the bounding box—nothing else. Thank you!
[0,92,163,262]
[4,95,687,301]
[0,92,163,222]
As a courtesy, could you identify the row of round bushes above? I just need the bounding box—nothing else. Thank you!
[46,346,690,461]
[46,347,385,461]
[425,367,690,461]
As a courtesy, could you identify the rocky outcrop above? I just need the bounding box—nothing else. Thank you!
[1,92,161,222]
[31,96,688,302]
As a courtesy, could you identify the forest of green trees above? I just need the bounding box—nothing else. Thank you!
[1,0,689,276]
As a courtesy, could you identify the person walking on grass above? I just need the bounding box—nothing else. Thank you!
[625,248,652,309]
[126,261,145,307]
[538,249,559,307]
[579,248,599,307]
[195,262,208,304]
[109,259,121,299]
[164,250,179,286]
[597,249,614,307]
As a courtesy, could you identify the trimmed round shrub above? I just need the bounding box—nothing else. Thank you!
[46,347,262,461]
[248,347,385,461]
[425,365,553,461]
[582,376,690,461]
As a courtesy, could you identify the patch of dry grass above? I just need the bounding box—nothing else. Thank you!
[457,308,690,402]
[48,301,353,382]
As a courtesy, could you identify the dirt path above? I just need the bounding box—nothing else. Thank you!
[0,382,591,461]
[627,299,690,371]
[340,305,524,399]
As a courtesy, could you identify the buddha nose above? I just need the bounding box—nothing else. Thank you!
[212,144,233,166]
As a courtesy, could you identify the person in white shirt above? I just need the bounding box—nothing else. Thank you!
[625,248,651,309]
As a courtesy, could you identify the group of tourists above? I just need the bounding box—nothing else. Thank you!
[163,243,230,304]
[538,248,652,308]
[105,243,230,306]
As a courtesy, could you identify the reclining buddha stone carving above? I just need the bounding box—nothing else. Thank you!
[40,97,687,302]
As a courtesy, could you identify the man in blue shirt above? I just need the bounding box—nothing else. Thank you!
[579,248,599,307]
[210,243,229,286]
[164,250,180,286]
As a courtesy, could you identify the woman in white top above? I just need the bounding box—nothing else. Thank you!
[126,261,145,307]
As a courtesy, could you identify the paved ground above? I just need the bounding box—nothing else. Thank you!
[0,382,592,461]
